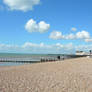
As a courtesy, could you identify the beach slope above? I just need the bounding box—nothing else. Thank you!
[0,57,92,92]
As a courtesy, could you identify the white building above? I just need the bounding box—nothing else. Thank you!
[76,51,88,55]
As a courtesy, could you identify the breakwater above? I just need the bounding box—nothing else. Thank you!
[0,54,87,63]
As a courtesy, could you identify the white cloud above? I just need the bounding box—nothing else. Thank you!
[1,42,92,54]
[56,43,64,48]
[76,30,90,39]
[21,42,75,54]
[25,19,38,33]
[49,31,64,40]
[71,27,77,31]
[0,42,75,54]
[3,0,40,12]
[50,30,90,41]
[25,19,50,33]
[22,42,38,48]
[65,34,75,40]
[38,21,50,33]
[0,44,20,52]
[75,45,92,51]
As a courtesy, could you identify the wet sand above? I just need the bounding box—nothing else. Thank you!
[0,57,92,92]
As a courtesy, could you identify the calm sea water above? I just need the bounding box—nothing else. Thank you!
[0,53,68,66]
[0,53,66,61]
[0,62,25,66]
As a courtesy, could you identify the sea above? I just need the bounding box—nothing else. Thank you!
[0,53,72,66]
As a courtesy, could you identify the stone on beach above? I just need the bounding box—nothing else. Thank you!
[0,57,92,92]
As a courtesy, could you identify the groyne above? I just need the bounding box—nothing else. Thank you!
[0,55,87,63]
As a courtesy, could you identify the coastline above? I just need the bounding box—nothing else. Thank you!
[0,57,92,92]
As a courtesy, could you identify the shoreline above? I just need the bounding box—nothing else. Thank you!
[0,55,87,66]
[0,57,88,68]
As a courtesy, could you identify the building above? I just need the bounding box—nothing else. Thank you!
[76,51,87,55]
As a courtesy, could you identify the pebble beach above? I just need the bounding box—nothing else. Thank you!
[0,57,92,92]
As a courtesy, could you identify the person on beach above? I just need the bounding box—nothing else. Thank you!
[57,56,60,60]
[89,50,92,58]
[90,50,92,55]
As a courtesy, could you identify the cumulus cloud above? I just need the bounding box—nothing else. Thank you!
[76,30,90,39]
[0,42,75,54]
[0,44,20,53]
[3,0,40,12]
[75,44,92,51]
[56,43,64,48]
[71,27,77,31]
[22,42,75,54]
[1,42,92,54]
[50,30,90,41]
[25,19,50,33]
[49,31,64,40]
[22,42,45,48]
[38,21,50,33]
[65,34,75,40]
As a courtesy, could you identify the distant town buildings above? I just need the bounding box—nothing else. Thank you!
[76,51,90,55]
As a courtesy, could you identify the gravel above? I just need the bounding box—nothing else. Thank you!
[0,57,92,92]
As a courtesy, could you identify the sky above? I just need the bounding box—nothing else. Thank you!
[0,0,92,54]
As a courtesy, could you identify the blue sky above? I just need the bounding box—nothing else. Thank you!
[0,0,92,53]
